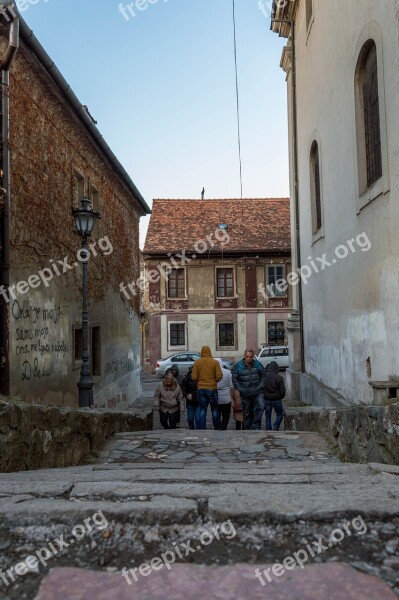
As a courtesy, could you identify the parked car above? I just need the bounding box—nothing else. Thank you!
[156,353,201,377]
[256,345,289,370]
[156,353,233,377]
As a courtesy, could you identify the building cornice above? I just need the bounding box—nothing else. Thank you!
[271,0,299,38]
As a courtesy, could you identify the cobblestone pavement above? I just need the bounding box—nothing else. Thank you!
[0,429,399,599]
[97,429,338,465]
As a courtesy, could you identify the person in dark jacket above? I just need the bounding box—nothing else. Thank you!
[181,366,199,430]
[232,349,266,430]
[165,365,183,386]
[264,360,286,431]
[165,365,183,425]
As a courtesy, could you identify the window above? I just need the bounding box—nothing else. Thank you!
[91,326,101,376]
[306,0,313,31]
[73,325,101,376]
[167,269,185,299]
[355,40,382,194]
[362,43,382,188]
[216,268,234,298]
[218,323,235,347]
[73,170,85,207]
[90,185,100,213]
[310,141,322,234]
[268,321,285,345]
[74,326,83,362]
[267,265,286,297]
[171,353,189,363]
[168,323,186,348]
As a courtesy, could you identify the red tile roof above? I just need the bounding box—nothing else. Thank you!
[144,198,291,254]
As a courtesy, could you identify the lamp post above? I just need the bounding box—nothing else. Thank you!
[72,198,100,407]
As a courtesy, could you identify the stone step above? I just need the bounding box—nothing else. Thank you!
[33,563,397,600]
[1,430,398,599]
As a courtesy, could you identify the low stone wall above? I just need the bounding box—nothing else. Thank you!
[285,403,399,464]
[0,401,153,473]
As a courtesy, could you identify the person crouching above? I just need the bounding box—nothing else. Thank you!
[154,373,184,429]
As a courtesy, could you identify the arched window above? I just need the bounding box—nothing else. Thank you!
[310,140,322,234]
[355,41,382,191]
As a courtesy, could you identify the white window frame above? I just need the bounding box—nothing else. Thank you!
[216,322,237,351]
[168,321,187,351]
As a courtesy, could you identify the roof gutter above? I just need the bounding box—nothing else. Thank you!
[18,16,150,216]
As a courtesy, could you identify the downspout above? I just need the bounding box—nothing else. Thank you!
[0,4,20,396]
[271,14,305,373]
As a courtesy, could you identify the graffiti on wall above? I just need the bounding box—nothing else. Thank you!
[12,300,69,381]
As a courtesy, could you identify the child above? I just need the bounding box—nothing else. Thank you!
[232,388,244,430]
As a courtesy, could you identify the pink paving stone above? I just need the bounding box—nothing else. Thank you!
[34,562,397,600]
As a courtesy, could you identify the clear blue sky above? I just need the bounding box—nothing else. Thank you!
[22,0,289,247]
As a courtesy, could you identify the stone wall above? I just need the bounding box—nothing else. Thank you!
[285,403,399,464]
[0,401,152,473]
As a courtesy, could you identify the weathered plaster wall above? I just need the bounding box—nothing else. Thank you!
[3,38,143,407]
[292,0,399,404]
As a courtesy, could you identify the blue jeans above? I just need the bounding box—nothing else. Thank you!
[197,390,219,429]
[265,400,284,431]
[242,393,265,430]
[187,404,200,430]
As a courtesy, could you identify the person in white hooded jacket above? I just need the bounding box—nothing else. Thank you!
[215,359,234,430]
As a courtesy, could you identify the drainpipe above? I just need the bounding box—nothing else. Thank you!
[271,14,305,373]
[0,4,20,396]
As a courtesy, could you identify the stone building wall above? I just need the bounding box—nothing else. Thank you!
[1,33,147,407]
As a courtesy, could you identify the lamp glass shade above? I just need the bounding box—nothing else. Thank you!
[73,198,99,237]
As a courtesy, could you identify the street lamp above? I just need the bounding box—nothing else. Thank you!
[72,197,100,407]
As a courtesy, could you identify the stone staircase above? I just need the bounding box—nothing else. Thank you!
[0,429,398,599]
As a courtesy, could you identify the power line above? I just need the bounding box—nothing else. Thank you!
[232,0,243,199]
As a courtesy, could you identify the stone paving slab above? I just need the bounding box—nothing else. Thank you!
[2,430,399,599]
[96,430,339,466]
[0,496,198,525]
[34,563,397,600]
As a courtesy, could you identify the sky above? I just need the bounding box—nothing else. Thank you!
[21,0,289,248]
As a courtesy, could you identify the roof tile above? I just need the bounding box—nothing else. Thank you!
[144,198,291,254]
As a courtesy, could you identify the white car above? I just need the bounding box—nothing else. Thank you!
[155,353,201,377]
[256,346,289,370]
[155,353,233,377]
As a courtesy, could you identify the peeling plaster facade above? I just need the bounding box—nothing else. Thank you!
[272,0,399,405]
[142,199,292,367]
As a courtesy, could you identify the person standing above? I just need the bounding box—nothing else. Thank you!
[181,366,199,430]
[264,360,286,431]
[192,346,222,429]
[154,373,184,429]
[232,349,266,430]
[215,358,234,430]
[165,365,183,386]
